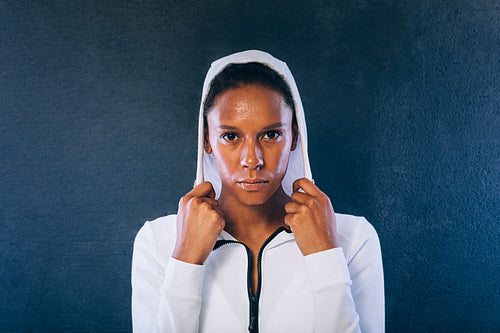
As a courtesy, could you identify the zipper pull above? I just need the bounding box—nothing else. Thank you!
[248,296,258,332]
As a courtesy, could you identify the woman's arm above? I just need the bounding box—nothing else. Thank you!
[304,218,384,332]
[132,182,223,332]
[285,178,384,332]
[131,221,206,333]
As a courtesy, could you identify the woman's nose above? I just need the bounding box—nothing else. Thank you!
[241,140,263,169]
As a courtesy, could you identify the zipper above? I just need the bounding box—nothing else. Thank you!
[213,227,290,333]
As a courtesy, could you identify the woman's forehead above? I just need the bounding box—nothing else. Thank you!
[207,85,293,126]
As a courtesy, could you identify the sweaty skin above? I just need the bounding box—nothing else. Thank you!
[173,85,338,289]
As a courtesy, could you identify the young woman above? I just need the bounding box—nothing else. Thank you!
[132,50,384,332]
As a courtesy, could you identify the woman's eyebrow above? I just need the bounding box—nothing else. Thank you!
[217,125,240,130]
[217,122,285,131]
[262,122,285,130]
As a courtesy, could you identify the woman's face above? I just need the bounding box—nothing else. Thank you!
[206,84,297,206]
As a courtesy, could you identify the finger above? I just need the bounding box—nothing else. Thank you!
[284,213,297,229]
[290,191,315,206]
[283,213,291,227]
[211,204,224,218]
[196,197,224,217]
[284,202,302,214]
[187,181,216,199]
[293,178,324,197]
[199,197,219,207]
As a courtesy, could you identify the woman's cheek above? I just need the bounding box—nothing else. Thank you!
[213,148,238,180]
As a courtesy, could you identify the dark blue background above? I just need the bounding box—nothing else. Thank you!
[1,1,498,331]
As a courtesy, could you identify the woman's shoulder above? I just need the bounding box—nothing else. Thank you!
[335,213,381,261]
[336,213,378,237]
[133,214,178,258]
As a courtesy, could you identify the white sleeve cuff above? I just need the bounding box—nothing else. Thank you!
[305,247,351,290]
[161,257,206,297]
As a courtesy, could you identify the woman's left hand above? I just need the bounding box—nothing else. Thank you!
[284,178,339,256]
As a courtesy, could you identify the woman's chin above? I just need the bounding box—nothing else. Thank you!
[234,192,272,206]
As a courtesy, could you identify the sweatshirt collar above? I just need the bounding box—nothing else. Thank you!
[216,227,295,249]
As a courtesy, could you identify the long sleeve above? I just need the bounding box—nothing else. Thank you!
[131,221,205,333]
[304,217,384,333]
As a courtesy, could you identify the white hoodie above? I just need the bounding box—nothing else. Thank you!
[131,50,384,333]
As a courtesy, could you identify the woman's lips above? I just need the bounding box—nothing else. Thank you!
[237,179,269,191]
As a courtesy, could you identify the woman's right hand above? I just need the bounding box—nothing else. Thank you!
[172,181,225,265]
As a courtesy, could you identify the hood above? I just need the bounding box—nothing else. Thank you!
[196,50,312,197]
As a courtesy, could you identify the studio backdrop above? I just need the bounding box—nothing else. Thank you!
[1,0,498,331]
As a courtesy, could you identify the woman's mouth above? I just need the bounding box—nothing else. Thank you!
[237,179,269,191]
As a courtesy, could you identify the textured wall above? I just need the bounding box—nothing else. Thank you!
[1,1,498,331]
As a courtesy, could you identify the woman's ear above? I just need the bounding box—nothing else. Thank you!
[291,124,298,151]
[204,128,212,154]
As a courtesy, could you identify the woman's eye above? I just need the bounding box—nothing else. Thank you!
[222,133,238,141]
[262,130,281,140]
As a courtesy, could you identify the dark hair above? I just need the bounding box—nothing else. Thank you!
[203,62,296,126]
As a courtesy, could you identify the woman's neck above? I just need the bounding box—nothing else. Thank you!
[218,187,290,245]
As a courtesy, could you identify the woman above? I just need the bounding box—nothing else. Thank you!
[132,50,384,332]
